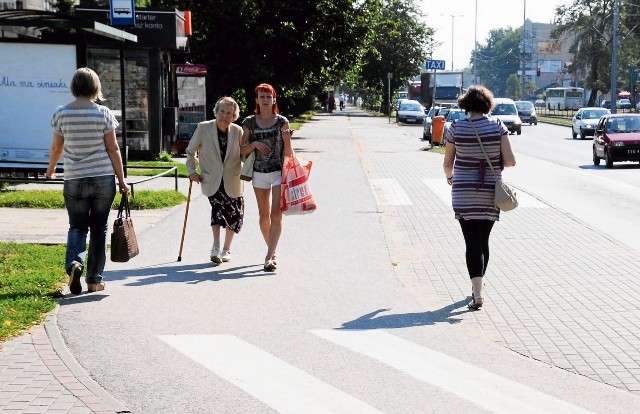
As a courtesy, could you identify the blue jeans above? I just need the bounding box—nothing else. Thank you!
[64,175,116,284]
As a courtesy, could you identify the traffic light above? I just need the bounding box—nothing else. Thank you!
[536,67,541,77]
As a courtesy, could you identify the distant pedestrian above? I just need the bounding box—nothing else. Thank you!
[339,92,345,110]
[46,67,130,294]
[442,85,516,310]
[240,83,293,271]
[328,91,336,112]
[186,97,244,264]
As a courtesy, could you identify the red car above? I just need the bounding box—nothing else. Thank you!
[592,114,640,168]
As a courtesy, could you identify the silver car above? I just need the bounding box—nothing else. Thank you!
[443,109,468,137]
[423,106,440,140]
[396,100,426,124]
[571,107,610,139]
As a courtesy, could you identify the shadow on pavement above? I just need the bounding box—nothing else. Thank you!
[337,300,472,330]
[100,261,271,286]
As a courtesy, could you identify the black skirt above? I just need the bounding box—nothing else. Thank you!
[208,182,244,233]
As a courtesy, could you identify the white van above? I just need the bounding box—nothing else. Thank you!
[491,98,522,135]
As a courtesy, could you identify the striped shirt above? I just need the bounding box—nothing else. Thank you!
[445,116,508,221]
[50,103,119,180]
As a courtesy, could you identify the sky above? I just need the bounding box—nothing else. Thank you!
[421,0,571,71]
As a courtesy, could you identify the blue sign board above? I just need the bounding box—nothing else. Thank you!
[110,0,136,27]
[425,60,446,70]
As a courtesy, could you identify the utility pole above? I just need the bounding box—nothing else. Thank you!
[520,0,526,100]
[473,0,478,84]
[387,72,392,123]
[611,0,619,114]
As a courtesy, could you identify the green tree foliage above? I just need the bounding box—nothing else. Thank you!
[69,0,434,117]
[355,0,433,113]
[146,0,373,117]
[552,0,640,106]
[473,27,521,97]
[552,0,614,106]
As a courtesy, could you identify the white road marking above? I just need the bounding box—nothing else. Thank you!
[158,334,384,414]
[370,178,412,205]
[422,178,549,208]
[310,329,594,414]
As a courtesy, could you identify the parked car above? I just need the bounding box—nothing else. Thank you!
[422,106,441,141]
[592,113,640,168]
[514,100,538,125]
[491,98,522,135]
[395,99,426,124]
[571,107,610,139]
[443,108,468,137]
[617,99,632,109]
[601,100,611,109]
[394,98,408,111]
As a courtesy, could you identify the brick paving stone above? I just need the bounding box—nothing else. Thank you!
[354,115,640,394]
[0,323,117,413]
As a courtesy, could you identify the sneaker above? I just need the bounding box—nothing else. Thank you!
[210,247,222,263]
[68,263,83,294]
[87,282,106,292]
[221,250,231,262]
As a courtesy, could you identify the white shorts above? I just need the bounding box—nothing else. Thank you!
[252,171,281,189]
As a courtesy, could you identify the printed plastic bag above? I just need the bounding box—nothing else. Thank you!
[280,152,317,215]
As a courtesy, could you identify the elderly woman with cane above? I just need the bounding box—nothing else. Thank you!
[186,96,245,263]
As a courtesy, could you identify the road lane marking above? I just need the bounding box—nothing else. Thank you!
[370,178,412,205]
[158,334,384,414]
[422,178,549,208]
[310,329,594,414]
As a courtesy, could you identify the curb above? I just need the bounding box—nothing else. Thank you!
[42,305,131,413]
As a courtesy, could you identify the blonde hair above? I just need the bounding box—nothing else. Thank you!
[214,96,240,121]
[70,67,104,101]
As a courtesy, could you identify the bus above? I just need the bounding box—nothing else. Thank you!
[546,87,585,110]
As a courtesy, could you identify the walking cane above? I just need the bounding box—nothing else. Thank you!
[177,180,193,262]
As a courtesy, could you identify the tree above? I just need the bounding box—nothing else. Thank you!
[552,0,614,106]
[474,27,521,97]
[147,0,373,116]
[355,0,434,113]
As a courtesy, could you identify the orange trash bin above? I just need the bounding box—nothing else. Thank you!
[431,115,445,145]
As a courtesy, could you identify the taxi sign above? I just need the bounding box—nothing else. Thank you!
[425,60,446,70]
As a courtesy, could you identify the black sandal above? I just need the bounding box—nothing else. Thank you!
[264,259,276,271]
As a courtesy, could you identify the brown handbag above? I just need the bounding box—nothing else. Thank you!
[110,195,139,262]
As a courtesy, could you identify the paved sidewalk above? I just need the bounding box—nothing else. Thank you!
[1,176,197,413]
[2,106,640,412]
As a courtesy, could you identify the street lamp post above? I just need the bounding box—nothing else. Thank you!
[611,0,619,114]
[520,0,527,100]
[451,14,464,71]
[473,0,478,84]
[443,13,464,71]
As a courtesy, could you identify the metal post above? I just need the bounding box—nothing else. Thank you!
[520,0,526,100]
[473,0,478,84]
[387,72,392,123]
[611,0,619,114]
[119,46,128,177]
[451,15,455,71]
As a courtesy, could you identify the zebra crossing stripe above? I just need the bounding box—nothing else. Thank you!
[370,178,413,205]
[310,329,594,414]
[158,334,384,414]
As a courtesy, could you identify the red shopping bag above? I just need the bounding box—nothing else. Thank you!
[280,152,317,215]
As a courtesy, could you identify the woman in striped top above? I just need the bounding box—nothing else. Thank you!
[443,85,516,310]
[46,67,130,295]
